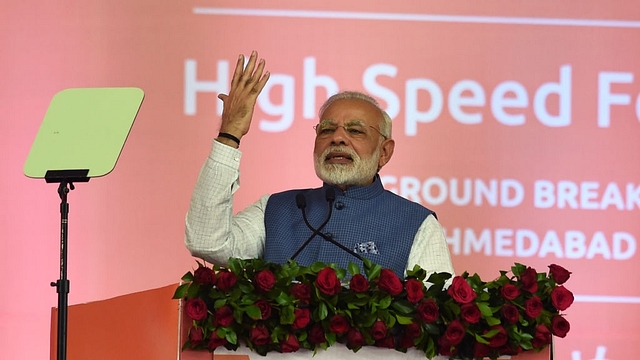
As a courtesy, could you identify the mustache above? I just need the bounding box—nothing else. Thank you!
[320,146,360,162]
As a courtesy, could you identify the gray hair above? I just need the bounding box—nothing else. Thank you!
[318,91,392,139]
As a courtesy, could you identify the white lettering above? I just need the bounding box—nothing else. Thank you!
[598,71,633,127]
[184,59,229,116]
[405,78,444,135]
[303,57,339,119]
[448,80,485,124]
[258,74,295,132]
[533,65,572,127]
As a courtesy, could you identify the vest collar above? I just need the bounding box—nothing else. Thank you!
[322,174,384,200]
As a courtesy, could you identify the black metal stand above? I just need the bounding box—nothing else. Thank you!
[46,170,89,360]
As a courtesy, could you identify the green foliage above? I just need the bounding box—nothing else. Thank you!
[176,259,573,359]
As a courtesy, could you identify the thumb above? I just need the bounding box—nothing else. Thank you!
[218,94,228,102]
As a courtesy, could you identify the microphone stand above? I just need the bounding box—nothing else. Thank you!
[292,189,363,262]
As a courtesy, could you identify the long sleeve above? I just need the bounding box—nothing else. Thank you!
[406,214,455,277]
[184,140,269,265]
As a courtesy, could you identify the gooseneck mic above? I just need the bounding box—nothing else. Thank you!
[290,189,363,261]
[290,190,333,260]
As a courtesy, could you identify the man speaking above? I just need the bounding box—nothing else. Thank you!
[185,51,454,279]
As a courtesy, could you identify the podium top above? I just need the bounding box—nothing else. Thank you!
[24,87,144,179]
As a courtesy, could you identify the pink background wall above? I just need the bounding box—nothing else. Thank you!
[2,1,639,359]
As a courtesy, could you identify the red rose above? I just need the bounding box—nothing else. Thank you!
[447,277,477,304]
[315,268,341,296]
[405,278,424,303]
[398,335,415,349]
[525,296,543,318]
[292,308,311,330]
[188,326,204,346]
[349,274,369,293]
[405,322,422,338]
[531,324,552,348]
[473,342,492,358]
[281,334,300,353]
[375,336,395,348]
[217,271,237,291]
[500,283,520,300]
[252,299,272,320]
[460,303,481,324]
[329,314,350,334]
[416,299,439,323]
[378,269,403,296]
[193,266,217,285]
[487,325,508,348]
[438,336,458,356]
[444,320,466,345]
[254,269,276,292]
[551,286,574,311]
[551,315,571,338]
[548,264,571,284]
[501,303,520,324]
[499,344,523,356]
[347,328,366,348]
[207,331,227,350]
[309,323,327,344]
[184,298,208,321]
[520,267,538,293]
[214,305,233,327]
[290,283,311,303]
[371,320,387,340]
[250,325,271,346]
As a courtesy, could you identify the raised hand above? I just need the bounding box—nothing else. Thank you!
[217,51,270,147]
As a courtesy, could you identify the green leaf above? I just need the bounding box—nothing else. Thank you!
[213,299,227,309]
[227,258,243,275]
[396,315,413,325]
[181,272,194,282]
[391,299,414,315]
[476,302,493,317]
[245,305,262,320]
[486,316,501,326]
[186,283,200,299]
[378,295,392,309]
[348,262,360,276]
[173,283,189,299]
[310,262,328,273]
[238,281,254,294]
[225,331,238,345]
[318,301,328,320]
[367,263,382,280]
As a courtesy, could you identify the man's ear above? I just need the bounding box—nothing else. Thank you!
[377,139,395,170]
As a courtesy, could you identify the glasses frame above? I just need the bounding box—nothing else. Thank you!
[313,121,388,140]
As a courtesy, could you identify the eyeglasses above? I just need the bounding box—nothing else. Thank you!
[313,121,388,140]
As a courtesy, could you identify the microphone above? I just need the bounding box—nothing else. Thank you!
[290,189,363,262]
[290,190,333,260]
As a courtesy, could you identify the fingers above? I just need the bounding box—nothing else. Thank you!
[252,70,270,95]
[230,54,244,90]
[229,51,268,95]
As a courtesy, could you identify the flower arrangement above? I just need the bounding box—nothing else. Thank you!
[173,258,573,360]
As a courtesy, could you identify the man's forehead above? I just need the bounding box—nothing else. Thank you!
[319,99,382,124]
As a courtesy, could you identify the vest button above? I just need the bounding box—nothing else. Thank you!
[334,201,345,210]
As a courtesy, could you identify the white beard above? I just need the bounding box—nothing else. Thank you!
[314,146,380,187]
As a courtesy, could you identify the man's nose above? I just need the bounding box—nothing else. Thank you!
[330,126,350,144]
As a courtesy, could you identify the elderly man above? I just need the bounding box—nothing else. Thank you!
[185,51,454,278]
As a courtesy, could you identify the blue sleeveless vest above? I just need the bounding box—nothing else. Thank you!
[263,176,435,278]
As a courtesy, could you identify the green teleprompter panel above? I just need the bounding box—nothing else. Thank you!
[24,87,144,179]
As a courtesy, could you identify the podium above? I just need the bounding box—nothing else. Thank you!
[50,285,551,360]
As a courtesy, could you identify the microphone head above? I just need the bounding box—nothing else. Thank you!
[325,188,336,202]
[295,193,307,209]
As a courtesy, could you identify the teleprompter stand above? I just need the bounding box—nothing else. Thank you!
[24,88,144,360]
